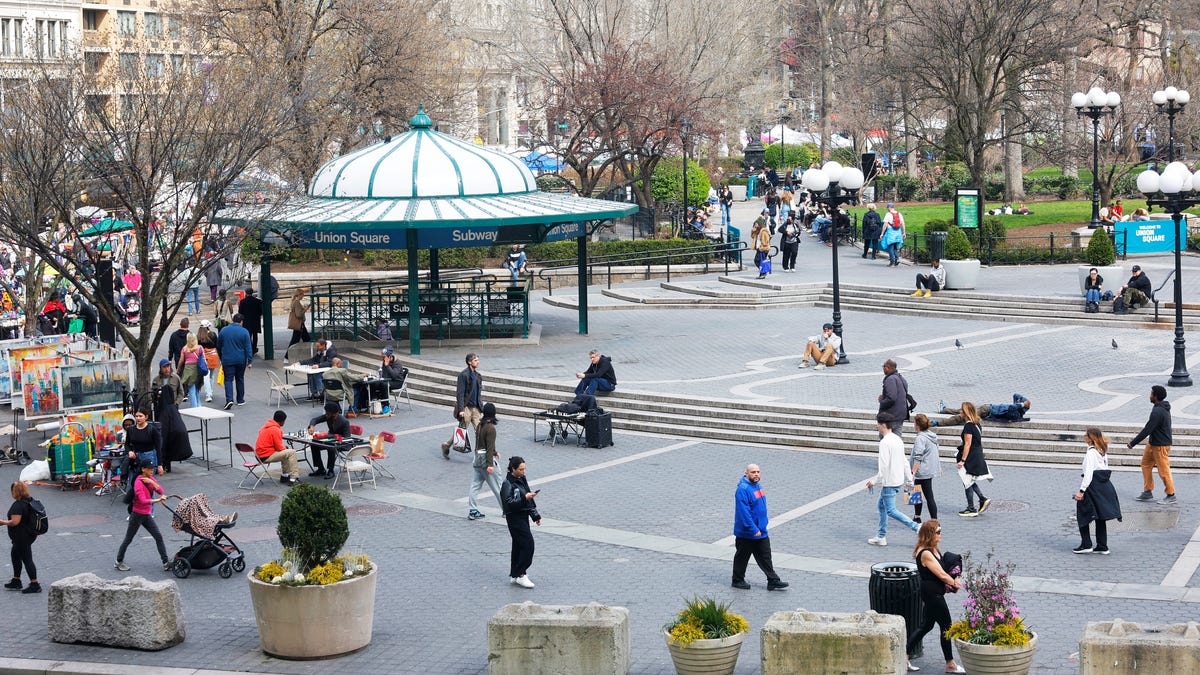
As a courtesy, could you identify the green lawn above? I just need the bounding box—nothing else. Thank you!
[849,200,1099,233]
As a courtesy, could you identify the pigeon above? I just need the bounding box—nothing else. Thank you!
[954,339,964,349]
[1112,339,1118,349]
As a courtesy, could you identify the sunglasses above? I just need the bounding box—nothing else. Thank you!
[935,529,942,534]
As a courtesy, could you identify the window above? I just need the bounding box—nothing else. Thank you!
[1,20,10,56]
[83,10,98,31]
[120,94,136,119]
[117,11,136,37]
[59,21,66,55]
[170,54,183,72]
[119,53,139,78]
[145,13,161,38]
[35,20,43,58]
[84,52,104,73]
[145,54,163,78]
[168,16,180,40]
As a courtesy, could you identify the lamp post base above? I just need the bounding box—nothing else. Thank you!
[1168,373,1192,387]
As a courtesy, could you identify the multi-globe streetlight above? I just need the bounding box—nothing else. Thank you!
[1071,87,1121,229]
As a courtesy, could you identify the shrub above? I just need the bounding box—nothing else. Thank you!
[649,158,710,208]
[763,142,819,171]
[276,483,349,573]
[663,596,750,648]
[924,219,951,233]
[980,217,1007,245]
[873,175,921,202]
[944,225,975,260]
[536,174,575,193]
[1085,227,1116,266]
[1050,175,1082,199]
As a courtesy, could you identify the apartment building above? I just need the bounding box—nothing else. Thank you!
[0,0,79,110]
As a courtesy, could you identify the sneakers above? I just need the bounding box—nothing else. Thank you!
[114,561,131,571]
[958,508,978,517]
[1094,547,1111,555]
[204,396,213,402]
[237,401,246,406]
[280,475,299,485]
[4,578,21,590]
[21,582,40,594]
[923,289,933,298]
[813,363,826,370]
[911,289,924,297]
[468,509,485,520]
[797,361,809,369]
[912,516,922,523]
[1158,494,1177,505]
[731,580,751,590]
[767,580,789,590]
[907,664,921,672]
[511,575,534,588]
[1135,491,1154,501]
[868,536,887,546]
[978,498,992,514]
[223,401,234,411]
[162,561,173,571]
[1073,544,1094,554]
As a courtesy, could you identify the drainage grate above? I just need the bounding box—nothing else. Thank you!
[346,503,402,517]
[218,493,279,507]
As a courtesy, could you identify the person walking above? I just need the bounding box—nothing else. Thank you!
[1075,427,1121,554]
[284,288,310,364]
[238,288,264,355]
[177,333,205,408]
[1129,385,1175,505]
[204,256,224,301]
[718,184,734,227]
[124,410,162,487]
[114,460,172,572]
[867,413,920,546]
[214,289,235,329]
[905,520,965,674]
[441,353,483,459]
[501,456,540,588]
[881,204,906,266]
[731,464,788,590]
[752,214,771,279]
[468,403,502,520]
[878,359,910,435]
[197,320,218,403]
[215,313,253,410]
[955,402,991,517]
[2,481,41,594]
[861,203,883,259]
[910,413,942,522]
[779,214,801,272]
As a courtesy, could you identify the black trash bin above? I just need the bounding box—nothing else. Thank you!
[927,231,947,262]
[868,561,924,657]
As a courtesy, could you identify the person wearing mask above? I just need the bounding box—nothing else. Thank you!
[467,403,502,521]
[307,402,350,479]
[904,520,965,674]
[501,456,540,588]
[114,460,172,572]
[1074,427,1121,554]
[2,482,41,593]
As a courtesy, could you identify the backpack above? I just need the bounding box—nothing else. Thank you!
[1112,296,1127,314]
[26,498,48,536]
[906,393,918,413]
[1086,301,1100,313]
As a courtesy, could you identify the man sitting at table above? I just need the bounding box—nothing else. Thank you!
[300,339,337,401]
[323,357,367,413]
[255,410,300,485]
[307,402,351,479]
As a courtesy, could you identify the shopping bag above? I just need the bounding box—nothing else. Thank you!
[67,318,83,334]
[907,486,923,505]
[216,367,225,386]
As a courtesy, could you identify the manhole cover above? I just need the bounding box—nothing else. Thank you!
[217,493,279,507]
[52,514,111,528]
[232,525,279,542]
[346,503,402,517]
[984,500,1029,513]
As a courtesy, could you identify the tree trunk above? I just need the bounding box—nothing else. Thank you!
[901,84,918,176]
[1002,72,1025,203]
[1061,50,1079,179]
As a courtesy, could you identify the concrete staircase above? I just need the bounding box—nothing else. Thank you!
[347,352,1200,470]
[547,276,1200,331]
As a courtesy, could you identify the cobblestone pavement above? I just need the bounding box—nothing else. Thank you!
[4,202,1200,673]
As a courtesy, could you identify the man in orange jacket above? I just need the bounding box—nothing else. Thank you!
[255,410,300,485]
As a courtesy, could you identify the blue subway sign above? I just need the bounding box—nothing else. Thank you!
[293,222,586,250]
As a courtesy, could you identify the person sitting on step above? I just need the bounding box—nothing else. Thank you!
[913,259,946,298]
[798,324,841,370]
[1115,265,1151,314]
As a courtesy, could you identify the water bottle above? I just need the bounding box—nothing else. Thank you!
[868,483,874,495]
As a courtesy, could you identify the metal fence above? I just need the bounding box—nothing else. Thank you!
[860,227,1130,266]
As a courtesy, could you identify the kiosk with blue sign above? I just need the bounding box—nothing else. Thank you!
[218,107,637,355]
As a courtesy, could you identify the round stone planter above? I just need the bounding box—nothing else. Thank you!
[941,259,981,289]
[1077,264,1125,295]
[953,632,1038,675]
[247,562,377,659]
[664,631,745,675]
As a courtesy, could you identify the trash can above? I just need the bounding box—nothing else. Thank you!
[927,231,947,262]
[868,561,923,657]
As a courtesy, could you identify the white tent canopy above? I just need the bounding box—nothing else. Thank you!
[749,125,854,149]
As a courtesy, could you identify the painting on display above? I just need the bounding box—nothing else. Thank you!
[7,337,73,407]
[57,360,131,414]
[62,407,126,448]
[21,355,64,417]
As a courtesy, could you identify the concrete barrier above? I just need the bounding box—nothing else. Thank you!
[487,601,629,675]
[760,609,905,675]
[49,573,185,650]
[1080,618,1200,674]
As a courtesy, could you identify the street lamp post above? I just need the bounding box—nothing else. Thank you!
[1139,85,1193,387]
[801,161,865,364]
[779,109,791,185]
[1071,87,1121,230]
[680,118,692,209]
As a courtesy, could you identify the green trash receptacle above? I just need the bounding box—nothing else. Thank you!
[928,231,947,262]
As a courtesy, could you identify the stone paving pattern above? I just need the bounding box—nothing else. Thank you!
[3,197,1199,673]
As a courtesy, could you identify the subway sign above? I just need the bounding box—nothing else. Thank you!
[293,222,586,249]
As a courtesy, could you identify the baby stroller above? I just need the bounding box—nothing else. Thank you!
[163,494,245,579]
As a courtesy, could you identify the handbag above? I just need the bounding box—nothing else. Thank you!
[907,485,923,505]
[195,349,208,377]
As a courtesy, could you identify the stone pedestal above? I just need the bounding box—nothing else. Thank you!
[487,601,630,675]
[49,573,185,650]
[760,609,905,675]
[1080,619,1200,674]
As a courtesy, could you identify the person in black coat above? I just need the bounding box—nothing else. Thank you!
[501,456,540,588]
[154,382,192,473]
[1074,428,1121,554]
[861,204,883,259]
[237,288,264,354]
[167,318,190,365]
[1115,265,1152,312]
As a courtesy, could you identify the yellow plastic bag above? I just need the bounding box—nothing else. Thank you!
[216,367,224,386]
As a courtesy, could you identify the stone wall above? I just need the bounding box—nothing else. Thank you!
[487,601,629,675]
[760,609,905,675]
[1080,619,1200,674]
[49,573,185,650]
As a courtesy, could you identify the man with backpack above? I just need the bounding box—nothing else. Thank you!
[1114,265,1152,314]
[878,359,911,435]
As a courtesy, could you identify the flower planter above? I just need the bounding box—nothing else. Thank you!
[665,631,745,675]
[941,259,981,289]
[953,632,1038,675]
[248,562,377,659]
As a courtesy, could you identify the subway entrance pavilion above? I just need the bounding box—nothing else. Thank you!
[219,107,637,355]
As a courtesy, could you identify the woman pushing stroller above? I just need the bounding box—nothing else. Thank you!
[115,459,171,572]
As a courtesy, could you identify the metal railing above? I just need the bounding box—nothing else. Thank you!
[537,236,748,295]
[892,229,1129,266]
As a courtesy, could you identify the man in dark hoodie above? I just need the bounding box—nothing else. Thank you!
[1128,385,1175,504]
[167,318,190,365]
[574,350,616,397]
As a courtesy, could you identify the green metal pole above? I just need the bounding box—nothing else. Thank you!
[259,241,274,360]
[407,229,421,355]
[430,249,439,284]
[577,233,588,334]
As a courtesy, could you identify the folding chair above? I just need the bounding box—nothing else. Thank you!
[267,370,298,406]
[235,442,271,490]
[321,378,348,411]
[349,424,364,436]
[389,368,413,411]
[366,430,395,479]
[334,444,376,493]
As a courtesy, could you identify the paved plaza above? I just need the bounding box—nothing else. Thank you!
[4,202,1200,674]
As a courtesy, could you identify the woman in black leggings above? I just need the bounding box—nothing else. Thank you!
[905,520,964,673]
[2,482,40,593]
[910,414,941,521]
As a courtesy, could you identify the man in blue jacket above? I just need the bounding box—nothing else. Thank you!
[215,313,253,410]
[731,464,788,590]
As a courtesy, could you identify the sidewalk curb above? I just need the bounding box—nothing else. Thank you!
[0,658,273,675]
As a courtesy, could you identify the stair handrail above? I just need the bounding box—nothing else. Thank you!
[535,239,748,294]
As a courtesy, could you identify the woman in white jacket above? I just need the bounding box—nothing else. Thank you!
[910,414,943,522]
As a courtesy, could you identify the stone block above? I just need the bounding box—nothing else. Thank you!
[49,573,185,650]
[760,608,905,675]
[487,601,629,675]
[1080,618,1200,674]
